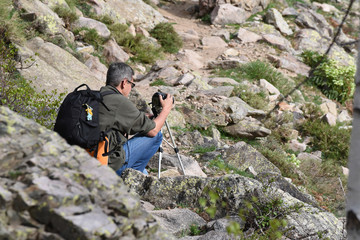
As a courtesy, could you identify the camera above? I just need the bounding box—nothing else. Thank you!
[151,92,174,117]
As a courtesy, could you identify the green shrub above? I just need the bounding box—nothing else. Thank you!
[214,61,296,97]
[0,0,28,43]
[109,23,162,64]
[150,22,183,53]
[301,119,351,166]
[0,38,65,129]
[232,85,268,110]
[149,79,168,86]
[74,27,105,50]
[301,50,355,104]
[201,14,211,24]
[53,5,78,28]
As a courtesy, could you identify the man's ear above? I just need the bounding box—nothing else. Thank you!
[119,79,126,89]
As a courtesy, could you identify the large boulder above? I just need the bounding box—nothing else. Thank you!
[199,0,271,17]
[295,9,333,39]
[16,0,74,42]
[73,17,111,38]
[121,169,262,218]
[294,29,355,66]
[223,141,281,174]
[86,0,166,29]
[210,4,249,25]
[0,106,174,239]
[265,8,293,35]
[17,37,103,93]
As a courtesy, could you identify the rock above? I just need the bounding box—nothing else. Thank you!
[289,139,307,152]
[199,86,234,97]
[342,166,349,176]
[265,8,293,35]
[201,104,228,127]
[223,48,240,57]
[298,152,322,165]
[207,59,246,69]
[262,34,295,53]
[128,24,136,37]
[0,106,174,239]
[17,37,103,93]
[211,29,231,41]
[337,110,352,123]
[320,101,338,117]
[258,187,345,240]
[176,50,204,70]
[148,153,207,177]
[282,7,299,17]
[121,169,262,218]
[201,36,228,48]
[178,106,212,130]
[136,26,150,37]
[245,22,282,37]
[219,96,266,121]
[73,17,111,38]
[322,113,337,126]
[178,30,201,44]
[223,117,272,139]
[267,53,311,76]
[157,67,182,85]
[103,39,130,63]
[87,0,166,29]
[208,77,239,86]
[207,215,245,232]
[313,2,340,13]
[236,28,262,43]
[76,45,95,54]
[259,79,281,96]
[211,4,249,25]
[84,55,108,82]
[294,29,355,66]
[176,73,196,86]
[295,9,333,39]
[150,208,207,236]
[224,141,281,174]
[255,172,319,207]
[17,0,74,42]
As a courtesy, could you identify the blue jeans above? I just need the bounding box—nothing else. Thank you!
[116,132,162,176]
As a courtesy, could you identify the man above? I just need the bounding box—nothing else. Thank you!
[99,62,173,176]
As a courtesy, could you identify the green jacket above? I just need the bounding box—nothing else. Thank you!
[99,85,155,171]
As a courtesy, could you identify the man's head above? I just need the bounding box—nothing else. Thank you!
[106,62,135,97]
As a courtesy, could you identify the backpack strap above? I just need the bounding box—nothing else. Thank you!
[99,90,116,111]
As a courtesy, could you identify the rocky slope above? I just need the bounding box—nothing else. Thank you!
[1,0,358,239]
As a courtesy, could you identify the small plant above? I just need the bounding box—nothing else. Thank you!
[109,23,162,64]
[74,27,105,50]
[150,79,168,86]
[214,61,296,97]
[287,153,300,168]
[301,50,355,104]
[189,224,203,236]
[53,5,78,29]
[208,157,254,178]
[150,22,183,54]
[192,145,216,154]
[301,119,351,166]
[232,85,268,110]
[201,14,211,24]
[0,37,65,129]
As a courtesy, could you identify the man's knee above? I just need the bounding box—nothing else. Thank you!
[154,131,163,145]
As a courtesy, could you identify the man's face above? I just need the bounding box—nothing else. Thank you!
[123,78,135,97]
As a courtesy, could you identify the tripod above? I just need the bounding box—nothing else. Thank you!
[158,120,186,178]
[150,92,186,178]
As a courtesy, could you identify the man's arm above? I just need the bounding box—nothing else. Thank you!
[147,94,173,137]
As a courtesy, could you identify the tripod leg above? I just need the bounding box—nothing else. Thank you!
[165,121,186,175]
[158,144,163,179]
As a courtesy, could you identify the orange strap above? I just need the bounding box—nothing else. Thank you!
[86,136,109,165]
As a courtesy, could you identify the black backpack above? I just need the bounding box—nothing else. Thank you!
[54,84,113,150]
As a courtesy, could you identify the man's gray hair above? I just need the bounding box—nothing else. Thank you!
[106,62,134,87]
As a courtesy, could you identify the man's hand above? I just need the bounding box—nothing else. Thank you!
[159,93,174,112]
